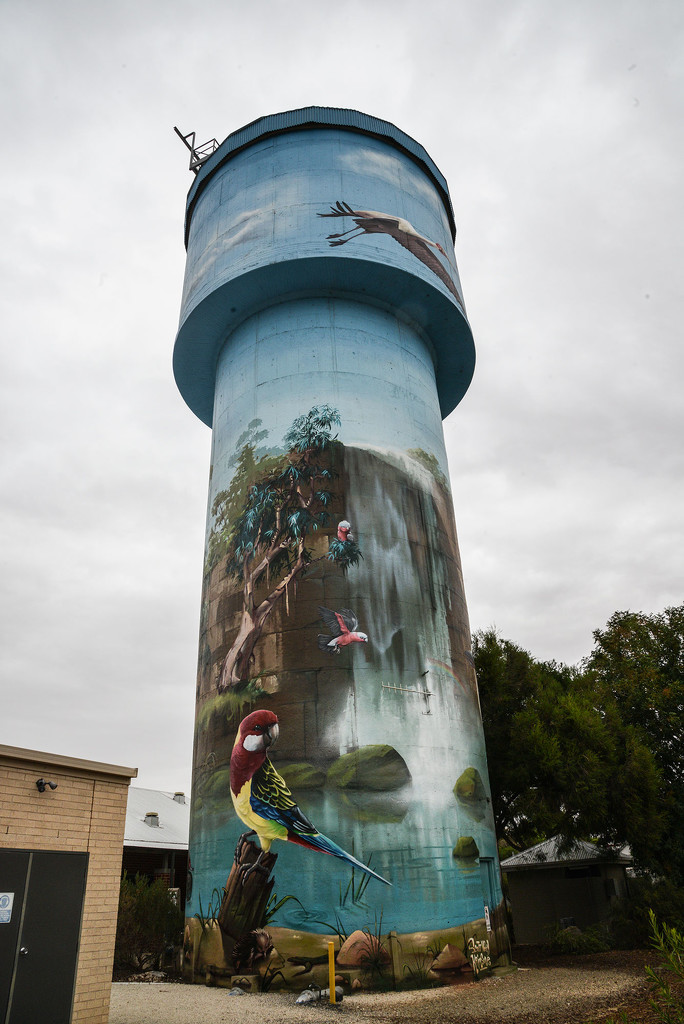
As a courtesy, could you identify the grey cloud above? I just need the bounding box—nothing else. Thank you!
[1,0,681,788]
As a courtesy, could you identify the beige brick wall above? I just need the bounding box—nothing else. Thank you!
[0,749,135,1024]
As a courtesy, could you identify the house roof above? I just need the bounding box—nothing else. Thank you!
[124,786,190,851]
[0,743,137,783]
[500,836,632,871]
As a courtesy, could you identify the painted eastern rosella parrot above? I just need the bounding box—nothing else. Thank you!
[230,709,390,885]
[317,606,368,654]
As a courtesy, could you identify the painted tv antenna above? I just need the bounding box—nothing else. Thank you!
[381,680,434,715]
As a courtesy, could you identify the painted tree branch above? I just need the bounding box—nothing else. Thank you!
[212,407,362,692]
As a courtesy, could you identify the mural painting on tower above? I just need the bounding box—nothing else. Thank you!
[318,200,465,308]
[174,109,509,987]
[185,405,502,980]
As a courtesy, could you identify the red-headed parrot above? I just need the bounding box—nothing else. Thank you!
[230,709,390,885]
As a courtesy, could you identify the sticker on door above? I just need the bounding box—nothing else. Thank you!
[0,894,14,924]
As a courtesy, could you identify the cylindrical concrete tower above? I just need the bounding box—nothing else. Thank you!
[175,108,507,980]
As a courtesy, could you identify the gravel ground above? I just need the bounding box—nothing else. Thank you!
[108,951,653,1024]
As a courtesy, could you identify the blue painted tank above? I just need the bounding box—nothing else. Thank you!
[174,108,507,976]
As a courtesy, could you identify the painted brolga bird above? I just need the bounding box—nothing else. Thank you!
[318,201,465,309]
[230,709,390,885]
[317,606,368,654]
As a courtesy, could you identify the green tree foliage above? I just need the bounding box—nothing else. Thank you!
[644,912,684,1024]
[473,628,663,861]
[585,605,684,882]
[609,877,684,948]
[114,874,184,973]
[206,419,273,571]
[211,406,362,691]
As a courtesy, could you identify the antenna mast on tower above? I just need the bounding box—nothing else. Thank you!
[173,127,219,174]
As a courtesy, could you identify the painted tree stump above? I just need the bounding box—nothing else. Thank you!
[217,840,277,962]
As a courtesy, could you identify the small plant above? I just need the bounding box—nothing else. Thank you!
[644,910,684,1024]
[402,951,434,988]
[397,937,456,987]
[258,961,287,993]
[194,886,224,931]
[185,886,227,983]
[545,923,610,955]
[360,911,389,982]
[262,891,305,925]
[397,932,446,989]
[340,855,375,908]
[309,912,348,945]
[191,886,225,975]
[585,910,684,1024]
[426,936,446,960]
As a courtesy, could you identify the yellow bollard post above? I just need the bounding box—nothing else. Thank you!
[328,940,336,1004]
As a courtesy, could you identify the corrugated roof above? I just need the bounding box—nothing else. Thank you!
[500,836,632,870]
[124,786,190,851]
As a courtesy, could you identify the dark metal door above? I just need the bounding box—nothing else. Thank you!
[0,851,30,1018]
[0,850,89,1024]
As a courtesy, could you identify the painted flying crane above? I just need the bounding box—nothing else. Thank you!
[173,107,509,984]
[319,200,465,307]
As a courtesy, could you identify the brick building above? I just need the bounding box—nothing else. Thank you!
[0,744,136,1024]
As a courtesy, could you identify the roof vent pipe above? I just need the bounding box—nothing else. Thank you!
[173,792,185,804]
[144,812,160,827]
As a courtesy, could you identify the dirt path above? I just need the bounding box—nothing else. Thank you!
[109,950,655,1024]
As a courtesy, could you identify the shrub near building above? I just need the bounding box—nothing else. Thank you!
[114,874,184,975]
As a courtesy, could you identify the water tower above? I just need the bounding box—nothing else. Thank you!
[174,108,508,982]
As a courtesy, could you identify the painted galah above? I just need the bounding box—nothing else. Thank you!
[337,520,354,542]
[230,709,389,884]
[317,606,368,654]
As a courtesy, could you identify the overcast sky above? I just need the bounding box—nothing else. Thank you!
[1,0,682,794]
